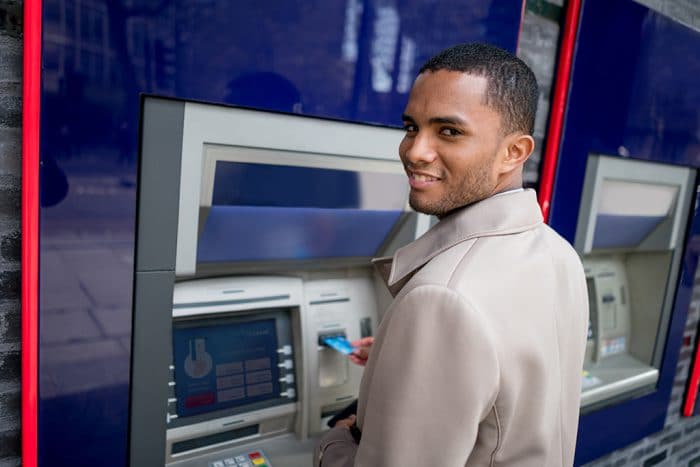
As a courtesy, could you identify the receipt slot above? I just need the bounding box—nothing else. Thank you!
[575,155,695,410]
[129,98,422,467]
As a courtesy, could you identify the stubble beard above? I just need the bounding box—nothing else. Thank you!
[408,160,495,218]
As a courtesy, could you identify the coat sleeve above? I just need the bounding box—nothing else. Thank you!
[355,284,500,467]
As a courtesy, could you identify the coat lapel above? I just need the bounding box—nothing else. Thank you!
[373,189,543,296]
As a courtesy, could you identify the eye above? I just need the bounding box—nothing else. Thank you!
[440,127,461,137]
[403,123,417,133]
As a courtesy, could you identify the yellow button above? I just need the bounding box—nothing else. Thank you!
[253,459,265,466]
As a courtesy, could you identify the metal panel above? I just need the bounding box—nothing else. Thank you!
[129,270,175,467]
[176,104,408,275]
[136,98,184,272]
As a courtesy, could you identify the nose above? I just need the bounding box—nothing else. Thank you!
[400,132,438,166]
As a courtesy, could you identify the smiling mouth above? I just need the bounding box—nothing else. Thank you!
[408,171,441,182]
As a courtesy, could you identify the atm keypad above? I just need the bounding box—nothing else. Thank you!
[209,449,271,467]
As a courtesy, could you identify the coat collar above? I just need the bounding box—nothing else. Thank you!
[373,189,543,295]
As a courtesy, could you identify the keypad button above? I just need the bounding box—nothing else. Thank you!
[223,459,236,466]
[211,462,225,467]
[252,459,266,466]
[234,456,247,463]
[249,451,261,459]
[237,462,252,467]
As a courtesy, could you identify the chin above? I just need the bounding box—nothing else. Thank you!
[409,197,444,217]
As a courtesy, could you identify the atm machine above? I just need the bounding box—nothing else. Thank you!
[573,155,695,410]
[129,97,425,467]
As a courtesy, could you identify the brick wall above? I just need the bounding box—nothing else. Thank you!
[518,0,564,188]
[0,0,22,465]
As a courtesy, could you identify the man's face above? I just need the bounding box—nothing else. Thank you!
[399,70,504,217]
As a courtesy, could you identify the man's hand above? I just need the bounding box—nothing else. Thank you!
[333,414,356,429]
[349,337,374,366]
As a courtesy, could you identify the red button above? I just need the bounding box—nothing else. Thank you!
[249,452,261,459]
[183,392,215,408]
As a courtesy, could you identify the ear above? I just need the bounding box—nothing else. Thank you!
[497,133,534,175]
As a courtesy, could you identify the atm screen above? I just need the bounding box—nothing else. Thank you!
[172,310,293,418]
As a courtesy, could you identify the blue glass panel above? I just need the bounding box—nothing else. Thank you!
[212,161,408,210]
[213,162,361,208]
[198,206,402,262]
[38,1,522,465]
[592,214,665,249]
[205,162,408,261]
[550,0,700,242]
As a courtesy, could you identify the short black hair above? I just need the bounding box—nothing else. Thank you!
[419,43,538,135]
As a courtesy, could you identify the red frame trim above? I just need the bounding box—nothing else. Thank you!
[537,0,582,222]
[683,336,700,416]
[22,0,42,465]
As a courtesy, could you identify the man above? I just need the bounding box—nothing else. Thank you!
[315,43,589,466]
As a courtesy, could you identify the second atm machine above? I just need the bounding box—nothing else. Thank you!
[574,155,695,411]
[128,98,427,467]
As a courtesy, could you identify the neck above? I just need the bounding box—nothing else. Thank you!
[435,177,524,220]
[492,173,523,195]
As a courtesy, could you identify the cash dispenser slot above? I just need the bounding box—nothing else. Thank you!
[170,425,260,455]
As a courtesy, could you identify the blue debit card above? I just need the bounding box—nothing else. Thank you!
[322,336,355,355]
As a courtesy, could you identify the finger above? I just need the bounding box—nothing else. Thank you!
[350,337,374,347]
[349,355,367,366]
[350,337,373,347]
[352,348,369,359]
[360,336,375,346]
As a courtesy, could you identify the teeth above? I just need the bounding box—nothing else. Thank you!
[412,173,437,182]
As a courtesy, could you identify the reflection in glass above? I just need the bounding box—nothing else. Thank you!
[199,162,408,262]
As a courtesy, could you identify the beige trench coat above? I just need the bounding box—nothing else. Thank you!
[315,189,589,466]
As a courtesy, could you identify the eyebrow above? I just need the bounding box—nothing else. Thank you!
[401,113,468,127]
